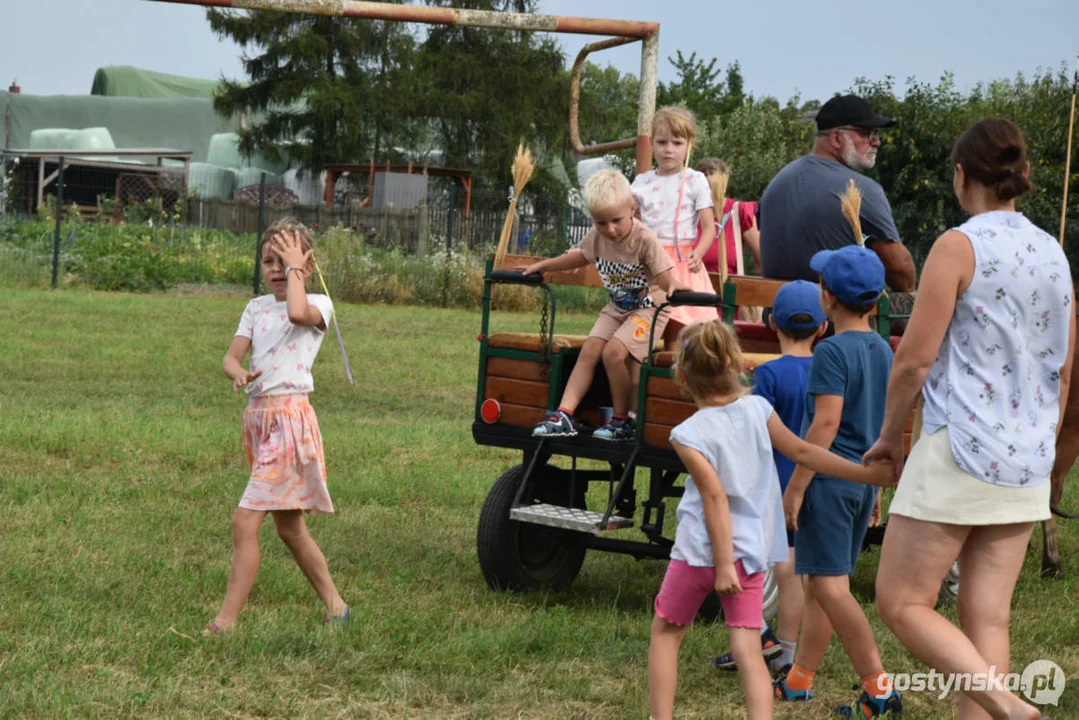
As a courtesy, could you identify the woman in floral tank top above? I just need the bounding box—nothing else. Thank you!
[865,118,1075,720]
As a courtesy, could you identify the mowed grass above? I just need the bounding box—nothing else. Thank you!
[1,286,1078,719]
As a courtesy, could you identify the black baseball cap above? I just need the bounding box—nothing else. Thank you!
[815,94,896,131]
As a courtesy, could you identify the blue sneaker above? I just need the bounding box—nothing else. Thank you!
[593,416,635,441]
[532,410,577,437]
[835,690,903,718]
[773,667,813,702]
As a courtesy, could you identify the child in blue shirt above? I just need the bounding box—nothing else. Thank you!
[775,246,902,718]
[713,280,827,677]
[649,320,894,720]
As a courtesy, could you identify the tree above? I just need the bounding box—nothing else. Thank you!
[853,67,1079,267]
[573,61,640,175]
[657,52,746,122]
[576,61,639,146]
[414,0,570,209]
[695,95,814,200]
[207,5,419,174]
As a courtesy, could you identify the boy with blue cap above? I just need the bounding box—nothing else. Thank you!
[774,245,903,718]
[713,279,826,676]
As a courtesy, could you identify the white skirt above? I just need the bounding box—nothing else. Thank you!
[889,426,1050,525]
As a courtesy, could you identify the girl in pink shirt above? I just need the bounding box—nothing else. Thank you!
[631,106,717,340]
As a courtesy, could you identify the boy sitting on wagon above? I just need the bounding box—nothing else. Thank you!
[519,170,686,442]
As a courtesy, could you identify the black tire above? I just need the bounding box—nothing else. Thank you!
[477,464,588,593]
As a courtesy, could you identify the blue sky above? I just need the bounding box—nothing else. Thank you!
[2,0,1076,103]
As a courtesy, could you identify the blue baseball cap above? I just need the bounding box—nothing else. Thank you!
[810,245,885,305]
[772,280,827,331]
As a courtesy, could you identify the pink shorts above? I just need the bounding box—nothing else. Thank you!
[654,558,764,628]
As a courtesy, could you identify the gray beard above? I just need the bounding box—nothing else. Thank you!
[840,138,876,172]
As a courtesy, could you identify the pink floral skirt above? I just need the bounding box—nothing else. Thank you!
[663,243,720,327]
[239,393,334,515]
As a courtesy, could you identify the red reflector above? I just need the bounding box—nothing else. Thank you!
[480,398,501,424]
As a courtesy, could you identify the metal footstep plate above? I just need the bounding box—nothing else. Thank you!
[510,503,633,533]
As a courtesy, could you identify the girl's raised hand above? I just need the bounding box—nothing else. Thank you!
[270,231,312,274]
[233,369,263,393]
[714,562,743,596]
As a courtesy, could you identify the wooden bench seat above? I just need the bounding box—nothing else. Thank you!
[650,351,780,371]
[488,332,668,354]
[487,332,590,354]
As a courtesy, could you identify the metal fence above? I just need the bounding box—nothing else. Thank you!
[0,154,595,307]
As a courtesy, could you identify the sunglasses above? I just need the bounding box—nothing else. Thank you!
[834,126,881,141]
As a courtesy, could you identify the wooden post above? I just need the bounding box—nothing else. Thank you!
[324,168,336,207]
[51,156,64,289]
[418,199,429,257]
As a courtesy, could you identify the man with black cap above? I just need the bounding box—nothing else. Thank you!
[759,95,916,318]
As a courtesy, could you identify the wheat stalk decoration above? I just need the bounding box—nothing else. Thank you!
[709,169,731,287]
[493,143,536,270]
[840,178,864,245]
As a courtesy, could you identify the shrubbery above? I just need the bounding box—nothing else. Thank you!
[0,216,608,314]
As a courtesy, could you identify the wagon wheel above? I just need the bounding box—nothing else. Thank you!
[477,464,587,593]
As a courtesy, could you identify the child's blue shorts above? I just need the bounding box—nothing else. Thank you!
[794,476,876,576]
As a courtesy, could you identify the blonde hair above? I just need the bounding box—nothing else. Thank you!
[583,169,634,214]
[674,321,747,401]
[695,157,729,177]
[652,106,697,144]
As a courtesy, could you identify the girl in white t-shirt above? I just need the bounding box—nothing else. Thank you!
[632,106,717,337]
[649,320,893,720]
[204,218,349,635]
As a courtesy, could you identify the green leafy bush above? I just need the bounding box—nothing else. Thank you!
[0,216,608,313]
[696,66,1078,275]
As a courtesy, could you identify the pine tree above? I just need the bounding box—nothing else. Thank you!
[207,5,419,173]
[414,0,569,207]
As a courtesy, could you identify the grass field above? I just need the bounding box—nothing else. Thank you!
[2,287,1078,719]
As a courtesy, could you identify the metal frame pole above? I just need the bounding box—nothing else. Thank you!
[635,31,659,174]
[143,0,658,37]
[143,0,661,174]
